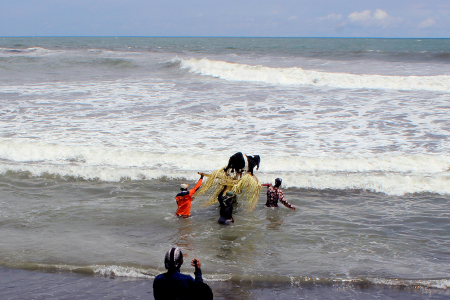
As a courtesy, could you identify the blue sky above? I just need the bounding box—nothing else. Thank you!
[1,0,449,37]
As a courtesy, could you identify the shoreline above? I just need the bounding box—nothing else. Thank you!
[1,267,449,300]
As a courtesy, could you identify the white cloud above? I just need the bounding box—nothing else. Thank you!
[373,9,389,21]
[348,10,372,23]
[418,18,437,29]
[347,9,401,28]
[319,13,343,22]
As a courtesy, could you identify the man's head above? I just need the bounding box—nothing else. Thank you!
[180,183,189,191]
[223,191,235,205]
[164,247,183,270]
[275,178,282,187]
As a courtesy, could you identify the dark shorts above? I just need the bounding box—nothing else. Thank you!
[218,216,232,225]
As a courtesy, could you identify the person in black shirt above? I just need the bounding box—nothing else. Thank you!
[217,186,235,225]
[153,247,213,300]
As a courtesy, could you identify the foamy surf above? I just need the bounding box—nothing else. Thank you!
[1,139,450,195]
[175,57,450,92]
[1,261,449,290]
[2,38,450,300]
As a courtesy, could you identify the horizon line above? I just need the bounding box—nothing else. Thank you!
[1,35,449,39]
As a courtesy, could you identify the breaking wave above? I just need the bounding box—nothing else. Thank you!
[173,57,450,92]
[1,139,450,195]
[1,261,449,290]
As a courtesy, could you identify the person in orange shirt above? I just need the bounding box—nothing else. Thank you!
[176,173,205,218]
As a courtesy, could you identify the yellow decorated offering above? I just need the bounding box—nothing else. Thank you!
[194,168,261,212]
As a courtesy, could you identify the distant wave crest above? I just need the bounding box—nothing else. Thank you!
[0,47,54,55]
[175,57,450,92]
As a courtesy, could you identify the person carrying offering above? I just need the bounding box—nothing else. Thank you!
[262,178,296,210]
[176,173,204,218]
[217,186,235,225]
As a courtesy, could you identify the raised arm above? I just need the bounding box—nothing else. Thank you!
[191,259,203,283]
[220,185,227,196]
[278,190,295,210]
[189,173,205,196]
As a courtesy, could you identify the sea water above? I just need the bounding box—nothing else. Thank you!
[0,37,449,299]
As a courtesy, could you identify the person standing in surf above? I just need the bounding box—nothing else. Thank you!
[176,173,204,218]
[217,186,235,225]
[262,178,295,210]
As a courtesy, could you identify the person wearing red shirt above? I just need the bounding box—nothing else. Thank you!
[176,173,204,217]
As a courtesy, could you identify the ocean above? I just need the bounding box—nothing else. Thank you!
[0,37,449,299]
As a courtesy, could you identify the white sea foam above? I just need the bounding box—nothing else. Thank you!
[27,263,450,289]
[176,58,450,92]
[1,139,450,195]
[92,265,155,279]
[0,47,59,57]
[368,277,450,290]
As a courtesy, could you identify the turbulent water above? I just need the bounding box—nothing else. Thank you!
[0,37,449,298]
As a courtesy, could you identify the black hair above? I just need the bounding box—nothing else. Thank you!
[275,178,282,187]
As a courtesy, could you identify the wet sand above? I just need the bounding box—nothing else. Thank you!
[2,267,449,300]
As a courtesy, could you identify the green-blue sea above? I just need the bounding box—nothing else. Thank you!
[1,37,450,299]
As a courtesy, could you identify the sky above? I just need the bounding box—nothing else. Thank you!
[0,0,449,38]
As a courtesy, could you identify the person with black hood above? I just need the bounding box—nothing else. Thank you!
[262,178,296,210]
[153,246,213,300]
